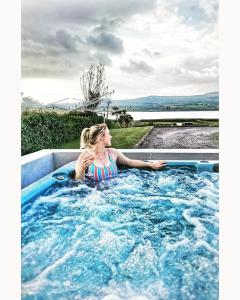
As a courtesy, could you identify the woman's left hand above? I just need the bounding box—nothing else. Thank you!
[150,160,167,170]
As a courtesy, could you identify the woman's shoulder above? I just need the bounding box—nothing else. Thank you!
[107,148,120,159]
[107,147,119,154]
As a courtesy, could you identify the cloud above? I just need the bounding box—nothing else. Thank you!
[92,52,112,66]
[151,53,218,91]
[22,0,218,97]
[22,0,157,27]
[21,50,113,78]
[121,59,154,74]
[181,54,218,73]
[166,0,218,27]
[22,0,157,78]
[87,32,124,54]
[55,30,78,52]
[93,18,123,33]
[199,0,218,19]
[142,48,162,58]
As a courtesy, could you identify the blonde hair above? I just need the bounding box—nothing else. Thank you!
[80,123,107,149]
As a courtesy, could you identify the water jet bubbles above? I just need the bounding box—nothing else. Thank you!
[120,240,159,283]
[22,167,218,300]
[101,295,123,300]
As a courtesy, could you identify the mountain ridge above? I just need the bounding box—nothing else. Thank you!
[21,91,219,112]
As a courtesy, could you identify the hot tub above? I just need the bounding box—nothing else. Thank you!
[21,152,219,300]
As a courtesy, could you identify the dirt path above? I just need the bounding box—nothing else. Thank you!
[137,127,219,149]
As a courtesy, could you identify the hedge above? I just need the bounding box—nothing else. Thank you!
[21,110,116,155]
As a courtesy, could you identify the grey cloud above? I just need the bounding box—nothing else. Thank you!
[23,29,81,53]
[168,55,219,87]
[93,53,112,66]
[22,0,157,29]
[23,0,158,78]
[22,26,117,78]
[142,48,152,56]
[173,68,218,84]
[181,55,218,72]
[87,32,124,54]
[121,60,154,74]
[153,51,161,57]
[55,30,77,51]
[22,0,157,45]
[140,52,218,92]
[142,48,162,58]
[22,26,116,78]
[163,55,218,87]
[22,42,47,58]
[166,0,218,27]
[22,58,80,79]
[22,47,113,78]
[93,18,123,33]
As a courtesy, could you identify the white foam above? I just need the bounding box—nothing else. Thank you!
[41,215,84,225]
[99,231,118,246]
[158,176,177,187]
[169,197,199,207]
[194,240,219,256]
[101,295,123,300]
[22,248,75,294]
[121,240,159,278]
[164,237,191,251]
[183,209,206,240]
[94,279,169,300]
[22,225,85,296]
[22,168,218,299]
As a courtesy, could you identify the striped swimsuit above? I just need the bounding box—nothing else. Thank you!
[86,149,118,181]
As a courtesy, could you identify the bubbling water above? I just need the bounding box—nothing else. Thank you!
[22,168,218,300]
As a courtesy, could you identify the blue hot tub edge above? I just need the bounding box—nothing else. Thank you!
[21,160,219,205]
[21,161,76,205]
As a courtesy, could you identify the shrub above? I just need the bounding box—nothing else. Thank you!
[105,119,121,129]
[21,111,110,155]
[118,113,134,128]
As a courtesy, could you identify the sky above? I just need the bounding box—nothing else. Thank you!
[21,0,218,104]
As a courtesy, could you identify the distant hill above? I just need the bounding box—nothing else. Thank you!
[21,92,219,112]
[203,92,219,97]
[98,91,219,112]
[21,97,83,112]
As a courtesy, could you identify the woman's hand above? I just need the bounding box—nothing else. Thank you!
[75,152,95,180]
[149,160,167,170]
[77,152,95,171]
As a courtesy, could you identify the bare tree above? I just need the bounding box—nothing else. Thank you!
[80,64,114,110]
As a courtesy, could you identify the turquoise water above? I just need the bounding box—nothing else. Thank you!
[21,168,219,300]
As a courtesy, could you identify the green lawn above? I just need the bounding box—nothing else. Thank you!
[60,126,153,149]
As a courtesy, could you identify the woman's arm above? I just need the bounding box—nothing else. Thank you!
[75,152,95,180]
[111,148,167,170]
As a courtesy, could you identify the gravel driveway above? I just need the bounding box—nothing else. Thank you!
[137,127,219,149]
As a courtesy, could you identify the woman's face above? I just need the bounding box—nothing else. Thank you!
[102,128,112,147]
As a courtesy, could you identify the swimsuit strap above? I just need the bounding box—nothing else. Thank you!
[107,148,115,162]
[107,149,118,175]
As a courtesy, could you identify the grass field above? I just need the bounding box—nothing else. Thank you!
[60,126,153,149]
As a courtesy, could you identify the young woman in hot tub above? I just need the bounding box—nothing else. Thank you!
[75,123,167,181]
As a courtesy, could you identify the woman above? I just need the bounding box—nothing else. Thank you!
[75,123,167,181]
